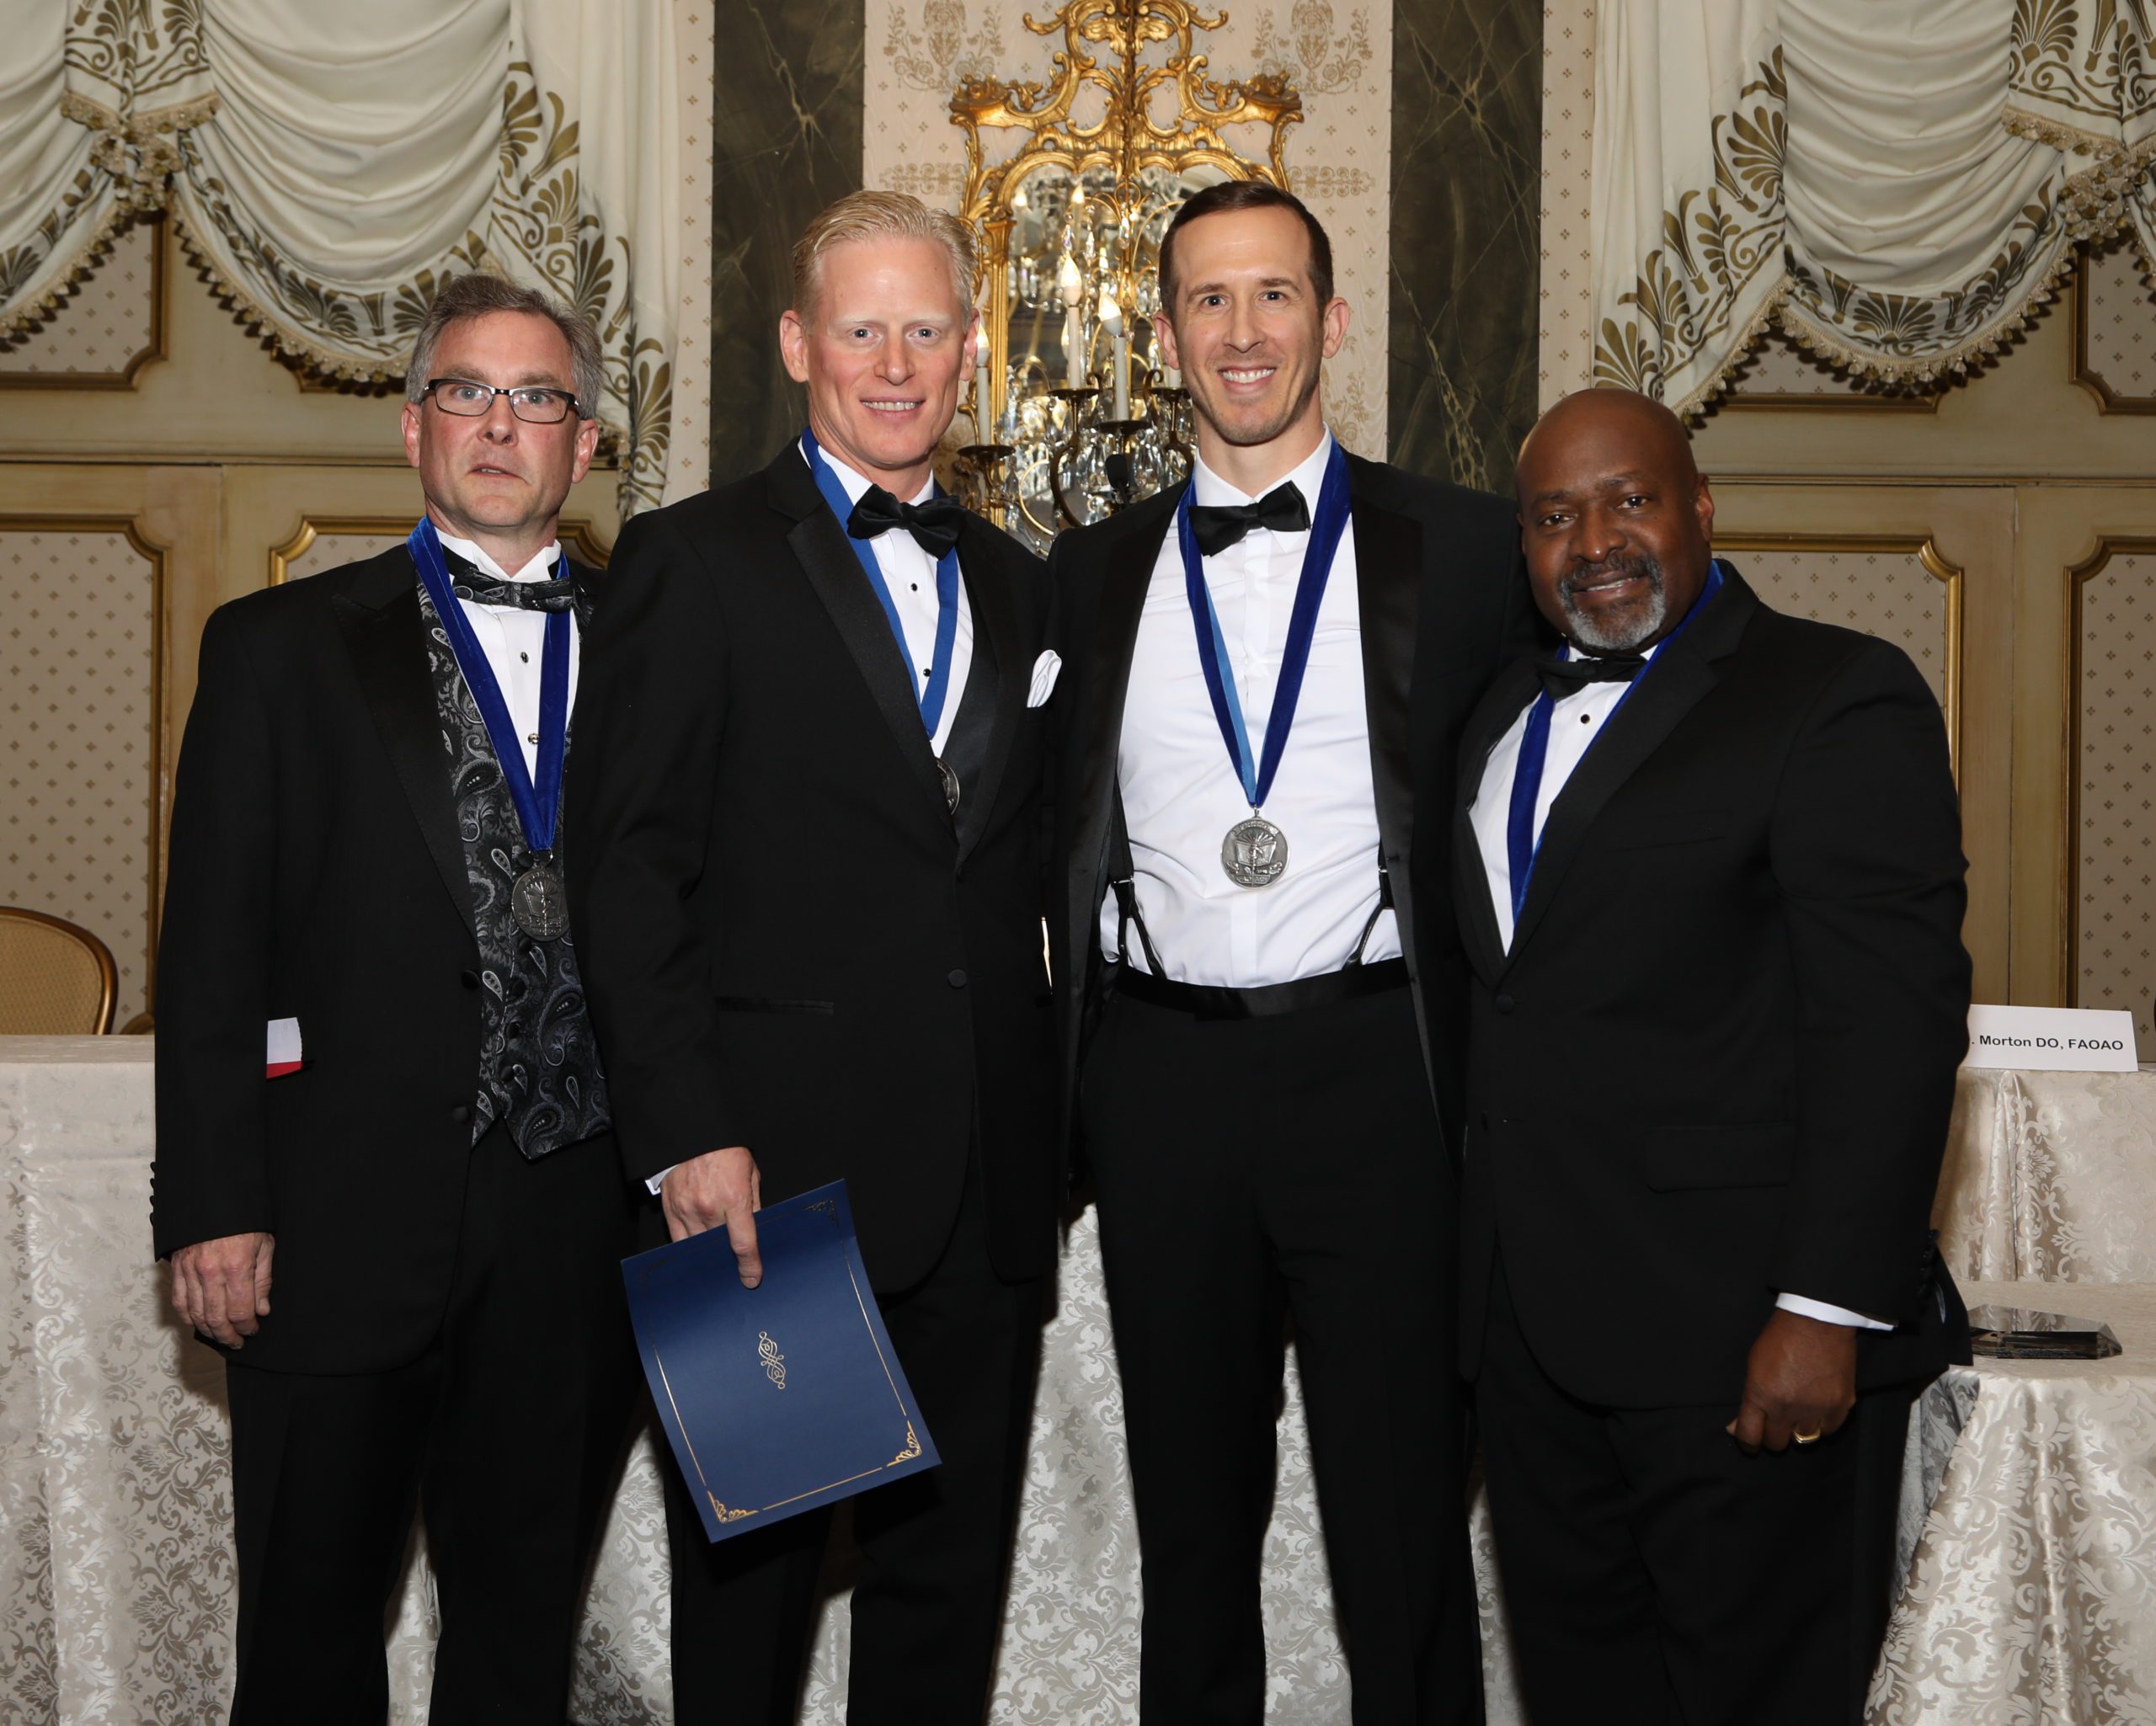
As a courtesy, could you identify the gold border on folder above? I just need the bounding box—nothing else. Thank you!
[649,1209,927,1525]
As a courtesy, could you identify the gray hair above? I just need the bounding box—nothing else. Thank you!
[405,274,604,421]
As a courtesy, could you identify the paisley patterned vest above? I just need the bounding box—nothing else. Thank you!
[415,563,611,1159]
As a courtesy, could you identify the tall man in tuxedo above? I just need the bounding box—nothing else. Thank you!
[153,274,636,1722]
[1047,179,1536,1724]
[1457,387,1971,1725]
[568,190,1057,1724]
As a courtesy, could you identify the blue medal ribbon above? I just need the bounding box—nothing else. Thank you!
[1505,559,1726,920]
[407,518,570,858]
[800,427,963,737]
[1178,439,1353,817]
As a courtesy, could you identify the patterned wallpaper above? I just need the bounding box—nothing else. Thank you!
[1726,542,1953,709]
[280,528,407,586]
[2080,237,2156,407]
[862,0,1393,456]
[2077,551,2156,1057]
[0,527,158,1026]
[1537,0,1594,408]
[669,0,718,502]
[0,218,160,382]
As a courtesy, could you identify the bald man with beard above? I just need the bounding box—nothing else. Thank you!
[1450,389,1972,1725]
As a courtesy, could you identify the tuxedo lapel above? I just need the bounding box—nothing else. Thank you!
[330,552,477,938]
[1348,480,1419,888]
[947,519,1024,865]
[566,555,602,631]
[768,448,953,822]
[1452,658,1539,984]
[1505,573,1758,962]
[1066,485,1181,978]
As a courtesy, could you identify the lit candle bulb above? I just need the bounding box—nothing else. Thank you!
[1059,257,1084,391]
[1100,294,1129,421]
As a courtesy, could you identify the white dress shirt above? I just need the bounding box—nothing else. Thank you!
[801,439,974,757]
[1466,636,1888,1331]
[1098,432,1396,986]
[435,530,578,780]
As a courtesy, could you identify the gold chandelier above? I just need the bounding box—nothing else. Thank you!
[949,0,1302,546]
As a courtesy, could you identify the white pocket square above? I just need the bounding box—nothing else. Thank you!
[1027,649,1063,709]
[265,1016,303,1078]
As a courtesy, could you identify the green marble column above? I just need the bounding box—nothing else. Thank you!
[709,0,866,484]
[1388,0,1541,495]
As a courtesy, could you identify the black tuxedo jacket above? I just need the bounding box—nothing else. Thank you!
[1046,453,1538,1151]
[152,546,614,1375]
[566,445,1058,1292]
[1453,568,1972,1409]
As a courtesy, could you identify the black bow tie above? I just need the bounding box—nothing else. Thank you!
[442,547,574,612]
[848,487,966,558]
[1188,482,1311,556]
[1534,651,1646,701]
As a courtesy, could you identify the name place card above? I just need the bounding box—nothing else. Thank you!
[1964,1004,2139,1073]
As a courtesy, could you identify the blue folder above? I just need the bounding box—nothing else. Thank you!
[622,1181,940,1542]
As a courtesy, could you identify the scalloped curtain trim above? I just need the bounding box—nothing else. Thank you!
[0,86,221,347]
[1599,2,2156,420]
[0,203,136,345]
[163,205,632,460]
[1673,136,2155,415]
[1668,231,2099,420]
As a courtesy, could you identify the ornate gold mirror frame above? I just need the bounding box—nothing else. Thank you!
[950,0,1301,542]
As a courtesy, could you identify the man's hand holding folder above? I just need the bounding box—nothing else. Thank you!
[623,1180,942,1543]
[660,1145,764,1286]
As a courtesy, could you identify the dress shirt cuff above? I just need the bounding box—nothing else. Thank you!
[1775,1292,1892,1331]
[646,1164,675,1196]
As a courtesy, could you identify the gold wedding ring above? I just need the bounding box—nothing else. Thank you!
[1792,1429,1822,1446]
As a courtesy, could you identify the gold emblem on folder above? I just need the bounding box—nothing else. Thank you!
[759,1330,787,1390]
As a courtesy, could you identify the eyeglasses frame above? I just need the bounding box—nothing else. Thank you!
[421,376,587,425]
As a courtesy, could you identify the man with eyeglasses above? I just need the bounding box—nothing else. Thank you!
[153,272,638,1723]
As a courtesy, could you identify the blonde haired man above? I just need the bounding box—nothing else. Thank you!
[570,190,1057,1723]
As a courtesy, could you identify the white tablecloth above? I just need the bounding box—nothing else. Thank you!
[7,1041,2153,1723]
[0,1039,1393,1724]
[1869,1281,2156,1725]
[1938,1066,2156,1282]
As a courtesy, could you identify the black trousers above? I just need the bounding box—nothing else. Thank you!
[664,1154,1045,1725]
[1080,983,1482,1726]
[1473,1255,1915,1726]
[223,1126,638,1726]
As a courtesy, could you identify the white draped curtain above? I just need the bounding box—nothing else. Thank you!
[0,0,694,513]
[1593,0,2156,415]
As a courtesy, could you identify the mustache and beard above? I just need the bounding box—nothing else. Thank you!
[1558,551,1668,653]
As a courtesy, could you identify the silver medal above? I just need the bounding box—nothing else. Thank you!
[938,759,962,814]
[510,858,570,940]
[1221,815,1288,887]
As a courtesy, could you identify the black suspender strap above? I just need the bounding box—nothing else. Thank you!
[1107,784,1168,978]
[1342,855,1394,969]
